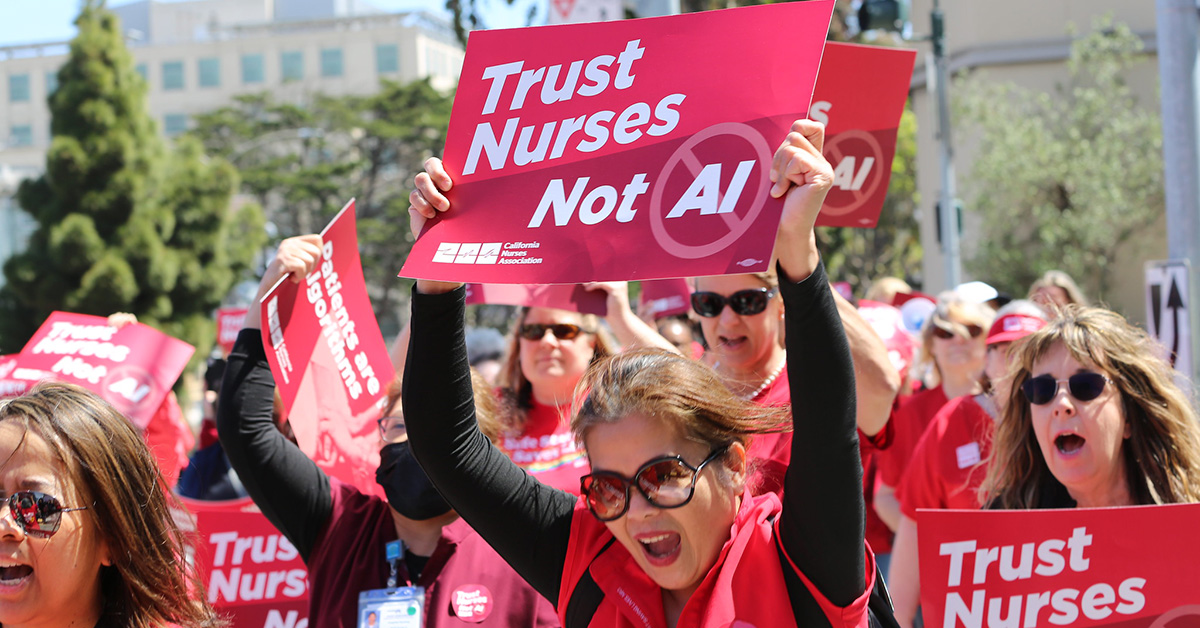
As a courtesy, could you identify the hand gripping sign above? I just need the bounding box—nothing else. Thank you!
[400,1,835,284]
[177,496,310,628]
[810,42,917,228]
[917,505,1200,628]
[261,200,397,499]
[13,312,194,429]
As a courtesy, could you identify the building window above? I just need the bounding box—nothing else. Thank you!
[8,75,30,102]
[198,57,220,88]
[162,61,184,90]
[281,51,303,82]
[10,125,33,147]
[241,54,264,84]
[320,48,343,78]
[136,63,148,82]
[376,44,399,74]
[163,114,187,137]
[45,71,58,96]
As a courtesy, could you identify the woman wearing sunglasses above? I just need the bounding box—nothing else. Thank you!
[405,120,881,626]
[218,236,560,628]
[885,301,1047,627]
[984,305,1200,509]
[0,382,220,628]
[872,294,993,538]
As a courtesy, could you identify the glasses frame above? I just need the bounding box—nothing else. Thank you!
[518,323,589,341]
[580,445,731,522]
[1020,372,1113,406]
[690,288,779,318]
[932,321,985,340]
[3,490,89,539]
[377,415,406,440]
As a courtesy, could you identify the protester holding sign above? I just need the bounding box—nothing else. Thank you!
[220,235,560,628]
[404,120,886,626]
[983,305,1200,509]
[874,294,994,534]
[0,382,220,628]
[886,301,1048,628]
[691,269,900,497]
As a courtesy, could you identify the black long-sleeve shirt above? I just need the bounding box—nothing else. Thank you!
[403,261,866,624]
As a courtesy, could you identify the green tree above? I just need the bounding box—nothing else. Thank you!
[0,0,265,355]
[190,79,453,335]
[955,17,1162,303]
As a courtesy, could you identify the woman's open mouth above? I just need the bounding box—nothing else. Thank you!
[1054,432,1086,456]
[637,532,682,567]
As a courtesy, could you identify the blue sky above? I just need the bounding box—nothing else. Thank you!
[0,0,535,48]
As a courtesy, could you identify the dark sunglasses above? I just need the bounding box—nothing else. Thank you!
[932,322,984,340]
[518,323,588,341]
[580,445,730,522]
[3,490,89,539]
[1020,372,1111,406]
[690,289,777,318]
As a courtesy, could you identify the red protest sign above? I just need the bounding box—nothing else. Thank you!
[917,505,1200,628]
[400,2,835,284]
[178,496,309,628]
[810,42,916,228]
[0,355,32,398]
[261,200,395,498]
[464,283,608,315]
[216,307,249,355]
[14,313,194,429]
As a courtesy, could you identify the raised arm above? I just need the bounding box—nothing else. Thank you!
[217,235,332,562]
[772,121,868,607]
[833,290,900,437]
[585,281,681,353]
[404,157,578,601]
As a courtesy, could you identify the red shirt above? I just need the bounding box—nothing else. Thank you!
[307,479,560,628]
[897,395,995,518]
[877,386,949,488]
[143,392,193,488]
[497,398,589,494]
[556,492,875,628]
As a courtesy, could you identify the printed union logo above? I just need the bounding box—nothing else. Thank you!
[736,258,764,268]
[432,242,502,264]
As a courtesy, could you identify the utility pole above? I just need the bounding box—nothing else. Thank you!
[931,0,961,289]
[1156,0,1200,381]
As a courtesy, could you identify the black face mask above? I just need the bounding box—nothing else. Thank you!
[376,441,452,521]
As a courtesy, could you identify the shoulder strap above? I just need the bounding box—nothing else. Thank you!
[563,537,618,628]
[867,566,902,628]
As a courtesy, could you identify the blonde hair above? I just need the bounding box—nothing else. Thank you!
[497,307,616,430]
[983,305,1200,508]
[864,276,912,304]
[915,292,996,387]
[1028,270,1089,309]
[0,383,223,628]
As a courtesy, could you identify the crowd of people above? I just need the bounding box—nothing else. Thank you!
[0,116,1197,628]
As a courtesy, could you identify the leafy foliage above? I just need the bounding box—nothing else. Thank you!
[190,80,454,335]
[0,0,265,355]
[955,17,1162,302]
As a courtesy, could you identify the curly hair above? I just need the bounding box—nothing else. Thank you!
[983,305,1200,508]
[0,382,223,628]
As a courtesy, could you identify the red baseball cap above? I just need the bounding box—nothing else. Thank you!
[987,313,1046,345]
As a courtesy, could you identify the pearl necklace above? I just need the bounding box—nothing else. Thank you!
[715,356,787,400]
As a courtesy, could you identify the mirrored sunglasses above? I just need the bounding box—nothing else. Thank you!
[580,445,729,522]
[3,490,88,539]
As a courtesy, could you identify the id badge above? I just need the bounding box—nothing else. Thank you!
[358,587,425,628]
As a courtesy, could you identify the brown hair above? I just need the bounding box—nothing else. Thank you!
[497,307,616,429]
[0,382,222,628]
[570,349,790,484]
[385,369,502,444]
[983,305,1200,508]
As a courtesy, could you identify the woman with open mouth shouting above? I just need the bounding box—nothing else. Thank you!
[983,306,1200,510]
[404,119,887,627]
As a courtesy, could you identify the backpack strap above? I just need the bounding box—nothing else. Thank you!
[563,537,618,628]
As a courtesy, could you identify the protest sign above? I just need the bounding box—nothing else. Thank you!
[261,200,395,498]
[918,505,1200,628]
[464,283,608,315]
[217,307,249,355]
[400,1,835,284]
[0,355,31,398]
[178,496,310,628]
[14,312,194,429]
[810,42,917,228]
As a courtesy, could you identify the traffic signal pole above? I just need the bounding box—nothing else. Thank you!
[931,0,962,289]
